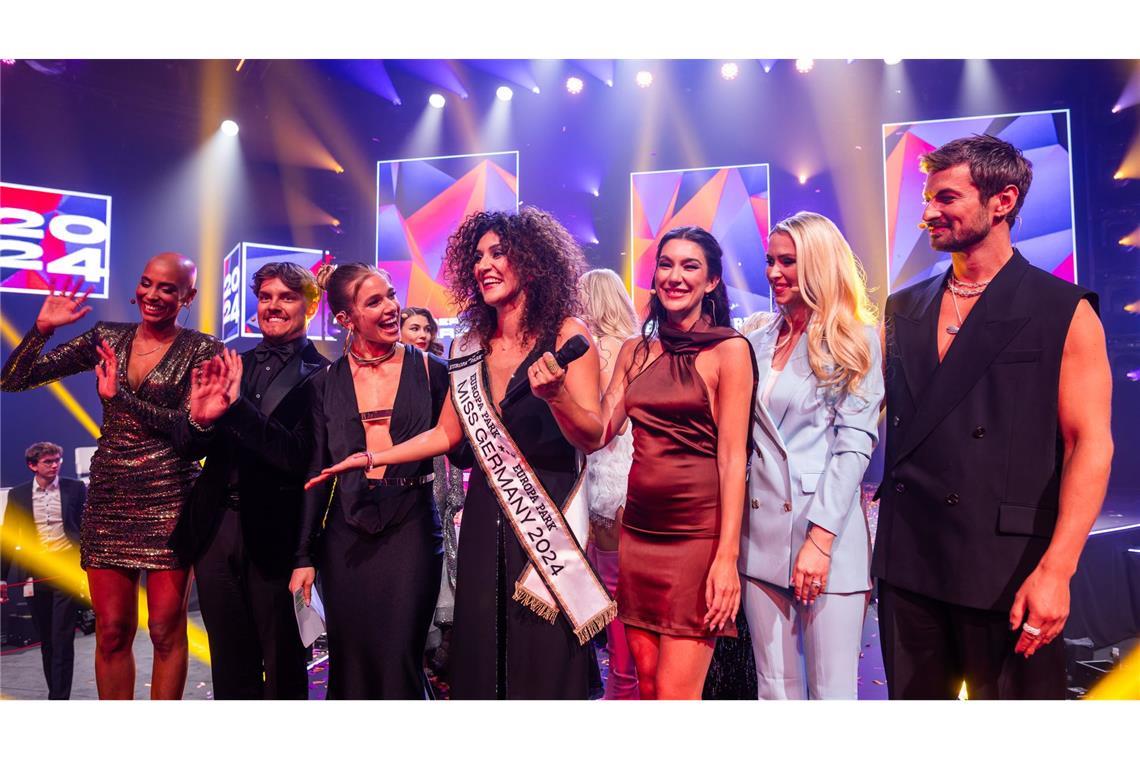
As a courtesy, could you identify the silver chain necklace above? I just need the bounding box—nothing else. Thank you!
[945,274,990,335]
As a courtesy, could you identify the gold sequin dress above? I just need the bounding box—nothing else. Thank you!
[1,322,221,569]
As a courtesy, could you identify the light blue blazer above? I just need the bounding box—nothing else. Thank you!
[739,315,883,594]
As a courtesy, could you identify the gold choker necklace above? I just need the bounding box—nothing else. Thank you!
[349,342,398,366]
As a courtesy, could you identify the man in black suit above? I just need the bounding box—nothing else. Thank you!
[0,442,86,699]
[172,262,329,699]
[872,135,1114,699]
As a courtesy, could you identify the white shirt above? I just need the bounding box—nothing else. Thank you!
[32,476,71,552]
[761,368,783,408]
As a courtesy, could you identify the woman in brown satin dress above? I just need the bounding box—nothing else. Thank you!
[1,254,220,699]
[592,226,757,699]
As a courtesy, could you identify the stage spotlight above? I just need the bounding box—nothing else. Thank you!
[721,62,739,80]
[220,119,239,136]
[636,70,653,88]
[566,76,584,95]
[496,85,514,101]
[798,172,808,185]
[532,86,541,94]
[884,58,902,65]
[795,59,814,74]
[429,93,446,109]
[1124,300,1140,313]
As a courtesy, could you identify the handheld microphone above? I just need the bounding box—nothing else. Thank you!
[501,334,590,406]
[916,222,930,230]
[130,297,137,304]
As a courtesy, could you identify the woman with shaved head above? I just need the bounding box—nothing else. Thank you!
[1,252,221,699]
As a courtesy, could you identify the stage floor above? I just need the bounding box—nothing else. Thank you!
[2,489,1134,700]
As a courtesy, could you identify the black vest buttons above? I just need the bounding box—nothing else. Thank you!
[972,426,986,438]
[892,415,900,427]
[945,493,960,505]
[895,482,906,494]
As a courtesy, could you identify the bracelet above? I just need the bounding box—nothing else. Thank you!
[188,416,214,434]
[364,451,375,470]
[807,531,831,558]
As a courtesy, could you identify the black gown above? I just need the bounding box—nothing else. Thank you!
[449,340,596,700]
[299,344,446,699]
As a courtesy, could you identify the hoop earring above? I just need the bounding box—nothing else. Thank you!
[342,326,354,356]
[704,293,717,325]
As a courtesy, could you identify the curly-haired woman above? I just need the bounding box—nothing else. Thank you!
[306,207,611,699]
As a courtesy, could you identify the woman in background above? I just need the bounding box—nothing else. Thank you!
[740,211,882,699]
[400,304,464,678]
[400,306,445,357]
[579,268,640,699]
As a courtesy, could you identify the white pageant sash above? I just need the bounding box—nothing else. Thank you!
[449,333,615,644]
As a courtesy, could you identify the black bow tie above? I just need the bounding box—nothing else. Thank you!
[253,343,293,363]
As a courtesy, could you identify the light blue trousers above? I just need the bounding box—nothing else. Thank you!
[742,576,869,699]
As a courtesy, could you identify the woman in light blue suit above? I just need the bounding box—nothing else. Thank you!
[740,211,883,699]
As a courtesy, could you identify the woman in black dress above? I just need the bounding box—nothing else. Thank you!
[289,261,446,699]
[307,208,606,699]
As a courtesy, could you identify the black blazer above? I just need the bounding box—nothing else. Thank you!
[871,251,1097,611]
[1,477,86,581]
[171,340,329,574]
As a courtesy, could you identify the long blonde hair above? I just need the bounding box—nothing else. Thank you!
[579,268,638,341]
[771,212,878,398]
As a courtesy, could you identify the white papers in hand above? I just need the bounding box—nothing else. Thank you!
[294,586,326,648]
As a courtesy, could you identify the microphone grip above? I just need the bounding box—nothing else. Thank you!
[501,334,590,407]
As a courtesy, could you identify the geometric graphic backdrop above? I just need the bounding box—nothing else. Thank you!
[882,109,1077,292]
[376,151,519,320]
[1,182,113,299]
[630,163,771,322]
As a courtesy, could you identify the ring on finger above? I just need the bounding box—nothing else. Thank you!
[1022,623,1042,637]
[544,357,559,372]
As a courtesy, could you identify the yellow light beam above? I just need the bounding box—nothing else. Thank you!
[0,312,101,439]
[196,59,230,336]
[1,514,212,667]
[1087,646,1140,699]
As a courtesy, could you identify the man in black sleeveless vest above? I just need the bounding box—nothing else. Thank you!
[872,135,1113,699]
[172,262,329,699]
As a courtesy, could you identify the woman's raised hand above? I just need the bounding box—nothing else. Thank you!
[34,276,94,335]
[94,339,119,400]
